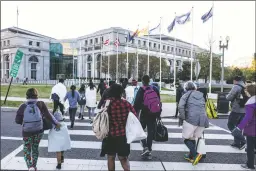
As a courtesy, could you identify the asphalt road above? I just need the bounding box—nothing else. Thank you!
[1,110,247,170]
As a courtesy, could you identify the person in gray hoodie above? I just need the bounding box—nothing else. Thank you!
[226,76,246,150]
[178,81,209,166]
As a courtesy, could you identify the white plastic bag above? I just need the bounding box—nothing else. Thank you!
[126,112,147,144]
[48,122,71,152]
[196,134,206,157]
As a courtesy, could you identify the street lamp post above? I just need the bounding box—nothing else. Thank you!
[219,36,230,92]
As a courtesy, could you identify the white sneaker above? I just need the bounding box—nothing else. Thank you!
[28,167,35,171]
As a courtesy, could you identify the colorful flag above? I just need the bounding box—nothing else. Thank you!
[114,38,120,47]
[149,23,160,35]
[201,7,213,23]
[138,27,149,37]
[176,11,191,24]
[104,39,109,46]
[128,29,139,42]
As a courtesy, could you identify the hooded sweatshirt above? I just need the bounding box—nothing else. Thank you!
[178,90,209,128]
[226,81,246,114]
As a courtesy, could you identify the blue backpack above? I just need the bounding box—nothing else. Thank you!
[23,102,43,132]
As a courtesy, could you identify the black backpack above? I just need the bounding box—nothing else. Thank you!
[236,84,249,107]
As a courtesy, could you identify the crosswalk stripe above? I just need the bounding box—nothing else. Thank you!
[43,129,234,140]
[63,116,179,123]
[3,157,246,170]
[63,122,228,131]
[37,139,244,154]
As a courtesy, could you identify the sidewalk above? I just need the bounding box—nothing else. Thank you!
[1,96,175,118]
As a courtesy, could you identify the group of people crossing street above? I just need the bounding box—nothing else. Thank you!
[14,75,256,171]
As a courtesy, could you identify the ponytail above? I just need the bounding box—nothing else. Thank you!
[70,85,76,98]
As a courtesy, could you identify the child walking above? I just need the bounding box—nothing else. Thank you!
[64,85,80,129]
[48,111,71,169]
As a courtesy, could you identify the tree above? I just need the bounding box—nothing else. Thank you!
[177,61,191,81]
[195,52,221,83]
[100,53,168,80]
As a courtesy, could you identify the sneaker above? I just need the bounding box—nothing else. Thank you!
[81,116,84,120]
[78,113,81,119]
[239,143,246,150]
[184,154,194,163]
[192,153,202,166]
[56,163,61,169]
[28,167,35,171]
[141,147,150,156]
[241,164,255,170]
[147,152,152,160]
[230,143,240,149]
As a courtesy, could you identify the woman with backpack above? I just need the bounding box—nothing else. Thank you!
[64,85,80,129]
[86,82,97,122]
[15,88,61,171]
[178,81,209,166]
[100,84,137,171]
[78,84,86,120]
[232,84,256,170]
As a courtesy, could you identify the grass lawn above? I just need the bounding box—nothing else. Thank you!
[161,87,172,91]
[161,94,175,103]
[1,85,53,99]
[1,100,54,109]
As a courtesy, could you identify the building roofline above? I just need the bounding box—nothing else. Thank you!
[1,27,56,40]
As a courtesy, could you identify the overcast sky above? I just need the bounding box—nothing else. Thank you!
[1,1,255,67]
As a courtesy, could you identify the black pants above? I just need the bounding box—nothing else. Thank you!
[53,100,65,115]
[69,108,77,126]
[246,136,256,168]
[227,112,246,145]
[140,113,156,151]
[175,102,179,117]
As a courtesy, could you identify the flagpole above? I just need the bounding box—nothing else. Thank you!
[190,7,194,81]
[209,2,214,94]
[116,32,119,82]
[100,35,102,79]
[173,12,177,88]
[159,17,162,92]
[136,44,138,80]
[126,29,129,79]
[79,40,81,87]
[108,34,110,86]
[147,21,150,75]
[17,6,19,27]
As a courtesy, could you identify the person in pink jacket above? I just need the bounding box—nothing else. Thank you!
[232,84,256,170]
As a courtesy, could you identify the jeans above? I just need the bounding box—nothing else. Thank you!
[184,139,197,157]
[140,113,156,151]
[227,112,246,145]
[246,136,256,168]
[87,107,96,119]
[80,105,85,116]
[53,100,65,115]
[69,108,77,126]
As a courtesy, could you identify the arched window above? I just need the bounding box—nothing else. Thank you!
[87,55,92,62]
[29,56,38,80]
[4,55,10,78]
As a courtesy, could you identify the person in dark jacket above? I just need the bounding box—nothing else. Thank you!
[232,84,256,170]
[194,82,207,102]
[175,83,184,118]
[133,75,161,160]
[97,79,106,97]
[122,78,128,89]
[97,80,116,109]
[226,76,246,150]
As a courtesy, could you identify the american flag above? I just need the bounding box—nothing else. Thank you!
[104,39,109,46]
[114,38,120,47]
